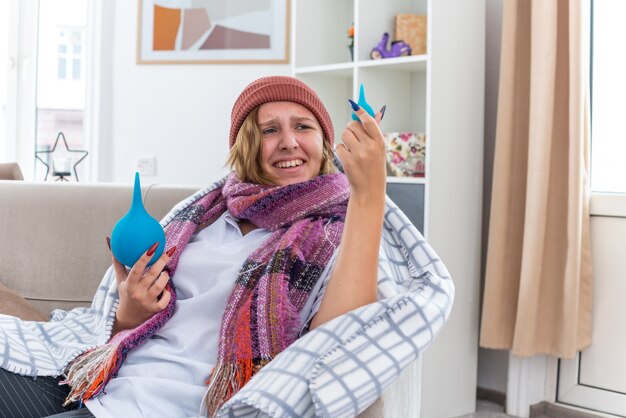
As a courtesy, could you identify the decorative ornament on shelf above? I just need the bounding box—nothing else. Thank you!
[395,14,427,56]
[383,132,426,178]
[34,132,88,181]
[347,23,354,61]
[110,172,166,267]
[370,32,411,59]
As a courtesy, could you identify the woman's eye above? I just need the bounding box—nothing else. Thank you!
[296,124,311,130]
[262,128,277,135]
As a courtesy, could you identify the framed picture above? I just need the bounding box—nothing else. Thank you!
[137,0,290,64]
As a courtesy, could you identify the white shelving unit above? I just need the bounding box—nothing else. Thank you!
[386,176,426,184]
[292,0,485,417]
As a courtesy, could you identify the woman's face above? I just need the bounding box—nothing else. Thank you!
[258,101,325,186]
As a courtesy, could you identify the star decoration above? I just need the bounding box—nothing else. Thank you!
[35,132,89,181]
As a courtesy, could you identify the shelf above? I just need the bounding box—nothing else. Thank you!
[357,54,428,72]
[293,1,487,416]
[294,55,428,76]
[386,176,426,184]
[294,62,354,77]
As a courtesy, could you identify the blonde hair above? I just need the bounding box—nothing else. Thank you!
[226,107,336,185]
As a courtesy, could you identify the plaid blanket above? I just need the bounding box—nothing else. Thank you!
[0,175,454,418]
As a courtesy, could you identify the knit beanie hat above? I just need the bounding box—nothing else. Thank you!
[229,76,334,149]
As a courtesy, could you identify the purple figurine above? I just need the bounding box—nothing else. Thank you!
[370,32,411,59]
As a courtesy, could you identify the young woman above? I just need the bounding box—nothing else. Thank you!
[0,76,389,418]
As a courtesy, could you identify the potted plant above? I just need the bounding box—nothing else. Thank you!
[348,24,354,60]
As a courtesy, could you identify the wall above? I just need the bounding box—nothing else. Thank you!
[102,1,291,185]
[0,1,10,162]
[477,0,509,395]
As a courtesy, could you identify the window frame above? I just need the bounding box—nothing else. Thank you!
[7,0,101,181]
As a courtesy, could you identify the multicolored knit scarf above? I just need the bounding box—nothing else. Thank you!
[63,172,349,416]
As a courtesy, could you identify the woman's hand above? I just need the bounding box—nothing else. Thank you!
[336,103,387,203]
[109,241,176,335]
[309,103,387,331]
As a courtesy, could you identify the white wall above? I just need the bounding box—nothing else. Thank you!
[0,1,10,162]
[103,1,291,185]
[478,348,508,393]
[477,0,509,395]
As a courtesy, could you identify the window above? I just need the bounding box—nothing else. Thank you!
[57,56,66,79]
[56,28,83,81]
[590,0,626,193]
[35,1,88,180]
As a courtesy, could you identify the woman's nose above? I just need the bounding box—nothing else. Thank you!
[279,132,298,150]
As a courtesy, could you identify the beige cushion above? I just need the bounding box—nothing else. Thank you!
[0,181,199,314]
[0,281,47,321]
[0,163,24,180]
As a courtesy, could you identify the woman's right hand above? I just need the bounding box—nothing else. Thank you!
[336,104,387,203]
[109,240,175,334]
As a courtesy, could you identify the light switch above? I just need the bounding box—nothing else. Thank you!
[136,156,157,176]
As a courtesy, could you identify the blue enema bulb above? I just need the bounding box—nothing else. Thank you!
[110,172,166,267]
[351,84,376,121]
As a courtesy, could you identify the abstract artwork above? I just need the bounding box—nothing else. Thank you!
[137,0,290,64]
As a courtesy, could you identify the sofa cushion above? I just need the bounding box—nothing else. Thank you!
[0,281,47,321]
[0,163,24,180]
[0,180,200,314]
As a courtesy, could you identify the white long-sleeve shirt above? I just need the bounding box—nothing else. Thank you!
[85,212,333,418]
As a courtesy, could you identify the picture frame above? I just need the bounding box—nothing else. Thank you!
[137,0,290,64]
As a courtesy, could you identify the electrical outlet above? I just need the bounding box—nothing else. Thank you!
[136,156,157,176]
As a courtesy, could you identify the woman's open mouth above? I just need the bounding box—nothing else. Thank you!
[274,159,305,169]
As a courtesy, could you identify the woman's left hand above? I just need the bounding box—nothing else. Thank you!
[336,105,387,202]
[309,104,387,330]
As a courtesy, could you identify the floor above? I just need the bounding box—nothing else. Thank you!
[457,399,605,418]
[457,399,515,418]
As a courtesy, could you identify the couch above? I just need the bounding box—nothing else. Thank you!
[0,179,427,417]
[0,162,24,180]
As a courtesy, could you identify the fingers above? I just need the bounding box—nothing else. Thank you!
[127,242,161,284]
[337,124,368,167]
[341,111,384,158]
[112,256,128,286]
[144,245,177,283]
[374,107,384,125]
[335,142,349,163]
[378,105,386,124]
[350,102,386,140]
[108,237,128,286]
[345,119,367,143]
[340,128,359,152]
[156,289,172,310]
[112,241,174,329]
[148,271,170,299]
[340,101,388,196]
[137,245,176,298]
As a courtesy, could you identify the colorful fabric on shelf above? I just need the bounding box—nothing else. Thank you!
[384,132,426,177]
